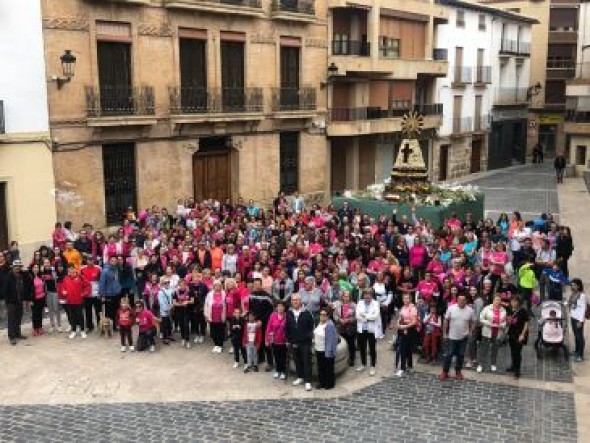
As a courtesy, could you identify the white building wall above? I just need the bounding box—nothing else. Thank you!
[575,3,590,78]
[0,0,49,133]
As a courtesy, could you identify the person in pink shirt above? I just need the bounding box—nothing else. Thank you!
[409,237,428,280]
[205,280,227,352]
[416,272,440,305]
[489,243,508,288]
[52,222,67,251]
[135,300,158,352]
[395,293,418,377]
[265,300,288,379]
[426,250,446,281]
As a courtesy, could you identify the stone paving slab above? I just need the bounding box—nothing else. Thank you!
[0,373,575,443]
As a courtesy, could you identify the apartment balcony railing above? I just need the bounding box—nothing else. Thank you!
[494,87,529,105]
[86,85,155,117]
[331,40,370,57]
[413,103,443,116]
[499,39,518,54]
[272,87,316,112]
[330,101,411,122]
[517,41,531,56]
[565,110,590,122]
[452,66,472,85]
[451,116,472,134]
[546,59,576,80]
[473,114,490,131]
[169,86,263,114]
[433,48,448,61]
[474,66,492,84]
[271,0,314,15]
[216,0,262,7]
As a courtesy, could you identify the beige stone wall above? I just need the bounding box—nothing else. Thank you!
[432,135,488,181]
[0,135,56,258]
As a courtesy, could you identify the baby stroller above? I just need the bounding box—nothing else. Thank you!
[534,300,568,361]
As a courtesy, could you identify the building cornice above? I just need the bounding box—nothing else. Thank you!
[437,0,540,24]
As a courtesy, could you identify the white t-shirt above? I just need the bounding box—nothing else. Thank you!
[445,304,475,340]
[314,323,327,352]
[570,293,587,322]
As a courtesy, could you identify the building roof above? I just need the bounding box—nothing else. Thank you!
[436,0,540,24]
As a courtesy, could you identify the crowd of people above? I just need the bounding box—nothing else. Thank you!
[0,192,586,390]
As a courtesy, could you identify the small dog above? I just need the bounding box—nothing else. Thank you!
[100,303,112,337]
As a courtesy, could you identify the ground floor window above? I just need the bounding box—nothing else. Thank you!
[576,145,587,166]
[280,132,299,194]
[102,143,137,225]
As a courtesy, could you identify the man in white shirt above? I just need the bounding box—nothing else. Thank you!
[439,294,475,381]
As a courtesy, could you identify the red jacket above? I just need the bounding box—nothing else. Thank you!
[242,321,262,348]
[61,275,90,305]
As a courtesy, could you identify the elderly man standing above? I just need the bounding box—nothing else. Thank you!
[286,293,314,391]
[297,276,324,323]
[4,260,33,345]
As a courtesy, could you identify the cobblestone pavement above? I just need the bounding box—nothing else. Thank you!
[0,373,576,443]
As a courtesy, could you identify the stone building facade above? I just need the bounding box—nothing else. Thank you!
[42,0,328,228]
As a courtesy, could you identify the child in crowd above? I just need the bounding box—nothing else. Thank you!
[135,300,158,353]
[117,297,135,352]
[543,310,563,342]
[243,312,262,373]
[422,303,442,363]
[228,307,246,369]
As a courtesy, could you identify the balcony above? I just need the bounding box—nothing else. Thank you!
[451,66,472,87]
[164,0,264,17]
[85,85,157,126]
[548,30,578,44]
[517,41,530,57]
[451,116,472,135]
[564,110,590,134]
[433,48,448,61]
[327,101,442,136]
[168,86,264,124]
[271,87,317,115]
[474,66,492,85]
[328,0,449,21]
[473,114,490,132]
[546,59,576,80]
[331,53,448,79]
[270,0,315,23]
[331,40,370,57]
[493,87,529,106]
[499,39,517,55]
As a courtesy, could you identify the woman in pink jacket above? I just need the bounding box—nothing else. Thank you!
[265,300,288,379]
[409,237,428,280]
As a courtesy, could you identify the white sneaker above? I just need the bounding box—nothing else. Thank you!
[233,362,240,369]
[129,346,135,352]
[292,378,304,386]
[68,332,76,339]
[216,347,223,353]
[476,365,483,373]
[212,347,218,353]
[491,365,497,372]
[369,368,376,376]
[280,373,286,380]
[194,336,200,344]
[185,342,191,350]
[198,336,204,344]
[395,369,404,377]
[149,345,155,353]
[273,372,280,378]
[356,366,366,372]
[120,345,127,352]
[243,364,249,370]
[181,339,186,347]
[229,348,234,354]
[65,325,72,333]
[81,332,87,339]
[305,383,312,391]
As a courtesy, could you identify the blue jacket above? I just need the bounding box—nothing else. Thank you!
[98,265,121,298]
[324,320,339,358]
[158,288,174,317]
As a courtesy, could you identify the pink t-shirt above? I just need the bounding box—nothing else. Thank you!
[491,252,508,276]
[211,292,224,323]
[400,304,418,334]
[417,281,438,302]
[491,307,501,337]
[137,309,156,332]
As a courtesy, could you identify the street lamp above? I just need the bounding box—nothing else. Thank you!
[53,50,76,89]
[526,82,542,101]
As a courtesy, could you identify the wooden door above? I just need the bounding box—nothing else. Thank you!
[0,183,8,251]
[97,41,132,115]
[471,139,482,173]
[439,145,449,181]
[193,152,231,202]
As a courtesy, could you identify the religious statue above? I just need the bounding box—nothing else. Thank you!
[388,110,429,186]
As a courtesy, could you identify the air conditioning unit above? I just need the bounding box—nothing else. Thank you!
[0,100,4,134]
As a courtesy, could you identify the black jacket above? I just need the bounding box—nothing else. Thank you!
[0,263,10,300]
[554,156,566,170]
[193,250,212,270]
[285,308,314,345]
[4,271,34,305]
[248,290,274,324]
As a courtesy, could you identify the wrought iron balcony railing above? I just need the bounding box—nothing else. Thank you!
[271,0,315,15]
[86,85,155,117]
[272,87,316,112]
[474,66,492,84]
[169,86,263,114]
[331,40,370,56]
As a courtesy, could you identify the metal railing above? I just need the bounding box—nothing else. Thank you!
[86,85,155,117]
[169,86,263,114]
[433,48,448,61]
[565,110,590,122]
[500,39,517,54]
[413,103,443,115]
[329,101,442,122]
[217,0,262,6]
[473,114,490,131]
[546,59,576,80]
[517,41,530,55]
[494,87,529,105]
[272,87,316,112]
[271,0,315,15]
[452,66,472,84]
[451,116,472,134]
[331,40,370,56]
[474,66,492,84]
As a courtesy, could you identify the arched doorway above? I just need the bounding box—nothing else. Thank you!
[192,136,232,202]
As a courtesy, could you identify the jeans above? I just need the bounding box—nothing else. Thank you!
[478,336,500,369]
[68,304,85,331]
[6,302,23,339]
[176,308,190,341]
[138,328,156,351]
[572,318,585,358]
[357,331,377,367]
[232,336,246,363]
[272,344,287,373]
[32,297,45,329]
[316,351,335,389]
[161,316,173,340]
[46,291,61,328]
[341,332,356,366]
[509,337,523,375]
[84,297,101,330]
[120,326,133,346]
[399,330,416,371]
[246,343,258,367]
[293,343,312,382]
[193,309,207,337]
[442,337,468,373]
[258,321,274,366]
